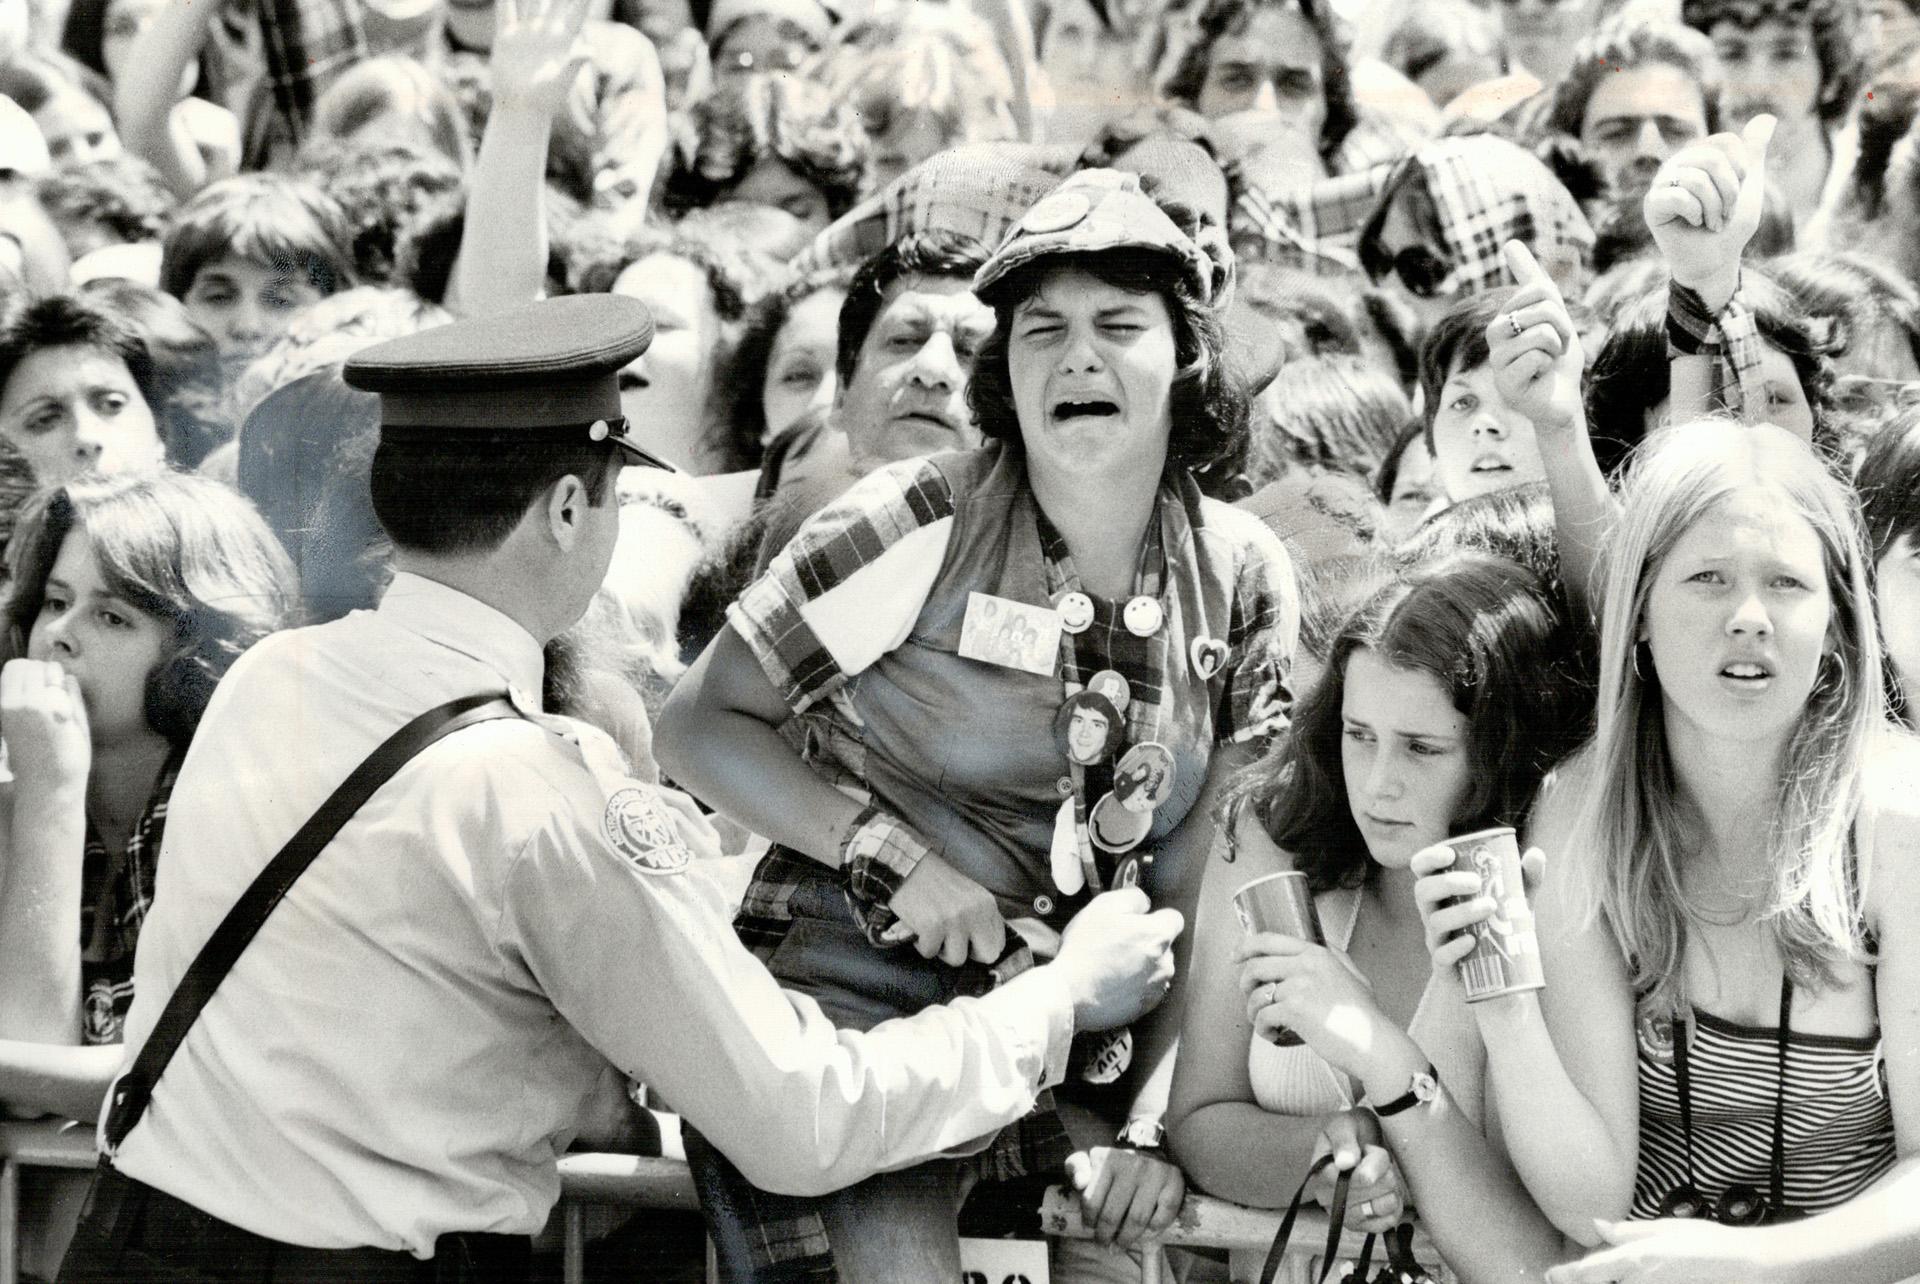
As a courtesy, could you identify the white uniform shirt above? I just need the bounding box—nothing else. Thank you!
[112,573,1074,1255]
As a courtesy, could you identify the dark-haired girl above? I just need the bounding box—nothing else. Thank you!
[0,470,296,1122]
[1168,553,1585,1282]
[659,168,1299,1281]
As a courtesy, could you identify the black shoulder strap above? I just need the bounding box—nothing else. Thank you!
[104,693,521,1154]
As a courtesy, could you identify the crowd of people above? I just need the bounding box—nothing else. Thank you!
[1,0,1919,1278]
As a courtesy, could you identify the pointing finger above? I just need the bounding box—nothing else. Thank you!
[1502,239,1553,293]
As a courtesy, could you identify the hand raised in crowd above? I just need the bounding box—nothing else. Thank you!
[0,658,91,794]
[881,850,1008,966]
[1643,114,1776,310]
[1488,240,1585,436]
[1545,1216,1786,1284]
[1053,887,1183,1031]
[1236,930,1383,1079]
[1410,842,1546,973]
[1306,1109,1408,1235]
[488,0,593,118]
[1065,1144,1186,1249]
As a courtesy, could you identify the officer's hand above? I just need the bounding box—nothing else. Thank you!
[883,851,1006,967]
[1,659,90,793]
[1055,888,1183,1031]
[1066,1146,1185,1248]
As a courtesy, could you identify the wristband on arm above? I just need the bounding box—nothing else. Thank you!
[1666,275,1769,419]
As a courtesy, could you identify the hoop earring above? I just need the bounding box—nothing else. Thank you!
[1632,641,1650,683]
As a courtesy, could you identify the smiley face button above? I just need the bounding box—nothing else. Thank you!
[1055,590,1094,635]
[1123,595,1163,637]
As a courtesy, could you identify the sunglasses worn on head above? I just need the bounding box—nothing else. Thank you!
[1360,240,1453,299]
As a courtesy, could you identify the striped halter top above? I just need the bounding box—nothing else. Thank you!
[1629,996,1895,1219]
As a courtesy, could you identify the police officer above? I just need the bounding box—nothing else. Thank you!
[60,295,1182,1283]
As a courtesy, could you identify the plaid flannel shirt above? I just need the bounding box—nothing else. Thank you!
[79,751,182,1046]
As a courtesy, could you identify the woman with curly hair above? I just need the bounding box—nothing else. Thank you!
[572,222,754,474]
[660,169,1300,1280]
[663,73,869,231]
[715,266,850,454]
[0,469,297,1122]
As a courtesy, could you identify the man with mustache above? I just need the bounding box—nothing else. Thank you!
[831,230,997,475]
[1546,18,1720,213]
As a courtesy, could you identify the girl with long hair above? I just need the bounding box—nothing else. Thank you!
[1416,421,1920,1282]
[1170,553,1587,1281]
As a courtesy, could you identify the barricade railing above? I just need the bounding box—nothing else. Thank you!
[1,1127,1411,1284]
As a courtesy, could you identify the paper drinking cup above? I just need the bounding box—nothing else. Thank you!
[1439,826,1544,1003]
[1232,871,1324,1046]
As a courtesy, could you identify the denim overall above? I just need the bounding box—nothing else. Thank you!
[690,444,1259,1279]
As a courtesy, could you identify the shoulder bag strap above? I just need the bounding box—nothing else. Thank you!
[103,693,521,1154]
[1259,1153,1355,1284]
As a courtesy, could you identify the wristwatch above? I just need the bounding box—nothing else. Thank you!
[1116,1118,1166,1151]
[1370,1064,1440,1117]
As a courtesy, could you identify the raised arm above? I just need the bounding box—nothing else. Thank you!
[446,0,591,315]
[1484,239,1612,618]
[0,661,92,1051]
[1644,115,1778,425]
[1412,769,1641,1244]
[964,0,1043,142]
[112,0,220,197]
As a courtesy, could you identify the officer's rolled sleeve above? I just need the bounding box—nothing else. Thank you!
[495,799,1074,1197]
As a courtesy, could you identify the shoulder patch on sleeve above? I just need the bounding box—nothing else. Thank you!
[602,787,694,876]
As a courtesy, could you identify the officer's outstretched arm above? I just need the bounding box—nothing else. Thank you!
[499,815,1177,1197]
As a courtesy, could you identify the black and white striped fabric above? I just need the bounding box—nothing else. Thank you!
[1631,1008,1896,1219]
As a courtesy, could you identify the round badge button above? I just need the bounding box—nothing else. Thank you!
[1021,190,1092,234]
[1123,595,1163,637]
[1056,590,1094,635]
[1089,791,1152,853]
[1113,741,1177,814]
[1054,691,1123,767]
[1084,669,1131,715]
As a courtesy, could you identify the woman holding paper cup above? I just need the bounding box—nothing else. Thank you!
[1414,421,1920,1284]
[1167,553,1587,1281]
[658,167,1301,1279]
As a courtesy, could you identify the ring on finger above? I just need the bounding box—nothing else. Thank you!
[1359,1198,1375,1218]
[1507,313,1524,339]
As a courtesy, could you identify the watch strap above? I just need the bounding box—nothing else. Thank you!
[1371,1063,1439,1117]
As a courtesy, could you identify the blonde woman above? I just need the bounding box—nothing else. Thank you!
[1414,421,1920,1283]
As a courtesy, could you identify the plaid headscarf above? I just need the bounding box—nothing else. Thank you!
[1414,134,1595,295]
[793,141,1076,271]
